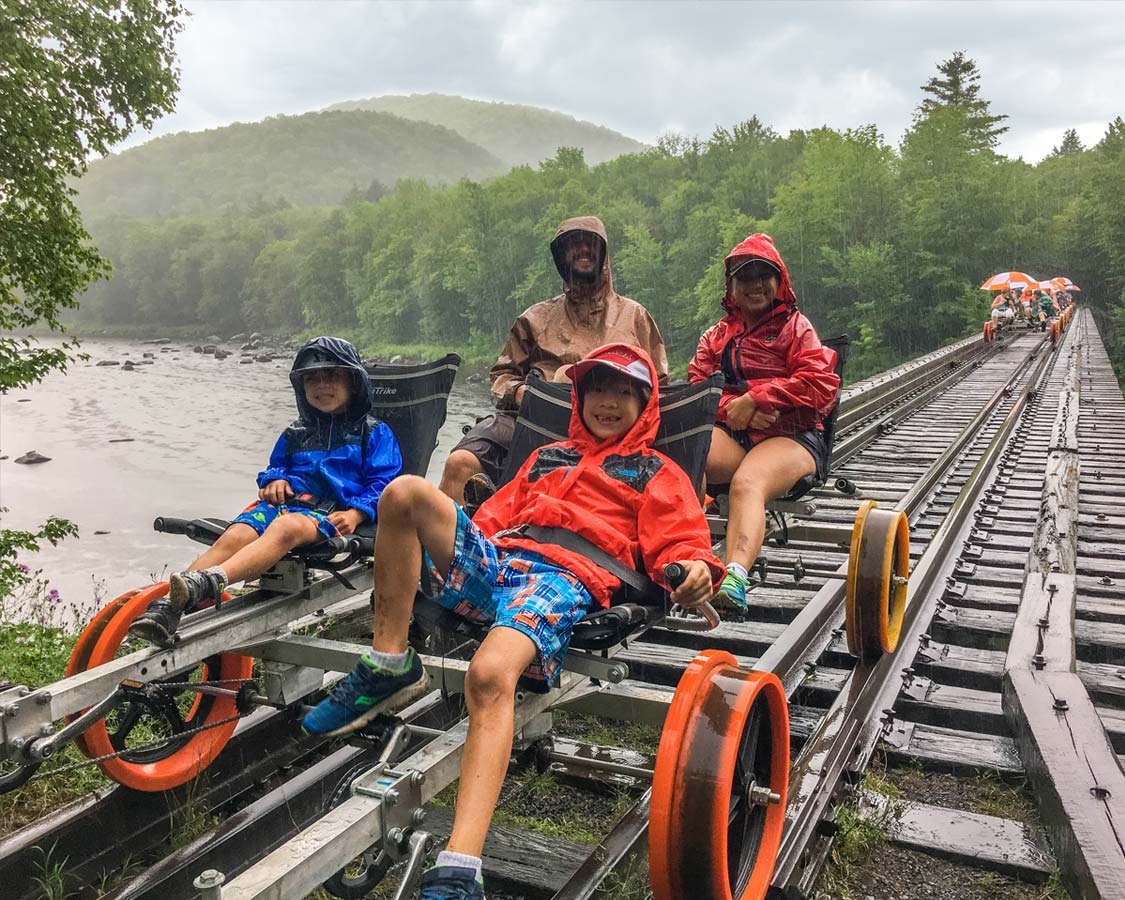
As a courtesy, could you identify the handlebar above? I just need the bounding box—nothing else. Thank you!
[662,563,720,632]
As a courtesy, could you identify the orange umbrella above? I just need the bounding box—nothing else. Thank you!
[1051,276,1081,291]
[980,271,1038,291]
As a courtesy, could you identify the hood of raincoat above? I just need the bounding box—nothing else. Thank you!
[550,216,614,297]
[289,336,374,423]
[722,232,797,315]
[568,342,661,456]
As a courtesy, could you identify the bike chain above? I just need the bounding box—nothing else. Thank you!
[11,677,257,785]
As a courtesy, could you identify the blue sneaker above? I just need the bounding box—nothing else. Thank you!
[301,650,428,737]
[716,567,749,610]
[419,865,485,900]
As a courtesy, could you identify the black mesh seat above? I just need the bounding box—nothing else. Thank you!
[474,373,724,650]
[776,334,849,502]
[154,354,461,564]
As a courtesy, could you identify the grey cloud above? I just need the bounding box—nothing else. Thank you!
[122,0,1125,162]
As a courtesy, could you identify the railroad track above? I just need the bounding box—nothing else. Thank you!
[5,315,1120,900]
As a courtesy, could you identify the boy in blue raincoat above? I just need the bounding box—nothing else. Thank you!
[129,337,403,646]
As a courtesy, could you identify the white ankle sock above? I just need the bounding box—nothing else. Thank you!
[363,647,411,672]
[204,565,229,588]
[435,850,481,876]
[726,562,749,580]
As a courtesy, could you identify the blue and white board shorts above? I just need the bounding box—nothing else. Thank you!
[426,507,597,690]
[232,500,338,540]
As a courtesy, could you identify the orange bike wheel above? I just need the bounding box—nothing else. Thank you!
[845,501,910,658]
[982,321,994,342]
[73,583,252,791]
[66,588,141,757]
[650,650,789,900]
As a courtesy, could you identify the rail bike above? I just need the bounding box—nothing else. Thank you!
[0,342,914,900]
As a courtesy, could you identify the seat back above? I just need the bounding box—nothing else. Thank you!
[780,334,849,500]
[365,354,461,477]
[498,373,724,492]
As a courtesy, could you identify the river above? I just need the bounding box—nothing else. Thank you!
[0,337,491,625]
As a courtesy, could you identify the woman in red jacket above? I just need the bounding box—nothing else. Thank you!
[689,234,840,609]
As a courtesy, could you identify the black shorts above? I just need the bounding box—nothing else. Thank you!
[718,424,830,485]
[451,411,517,484]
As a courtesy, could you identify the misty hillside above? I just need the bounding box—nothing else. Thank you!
[76,110,507,218]
[325,93,646,166]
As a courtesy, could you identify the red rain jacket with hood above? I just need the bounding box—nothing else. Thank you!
[688,234,839,440]
[474,344,724,609]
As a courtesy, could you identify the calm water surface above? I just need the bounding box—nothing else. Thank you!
[0,338,491,621]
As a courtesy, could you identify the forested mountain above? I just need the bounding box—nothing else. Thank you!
[325,93,645,166]
[75,110,507,218]
[72,57,1125,385]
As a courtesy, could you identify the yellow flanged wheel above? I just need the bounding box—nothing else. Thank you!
[845,500,910,658]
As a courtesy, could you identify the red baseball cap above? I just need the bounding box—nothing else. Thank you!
[569,344,653,389]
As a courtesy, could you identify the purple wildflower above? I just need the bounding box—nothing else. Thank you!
[17,564,29,573]
[15,636,27,644]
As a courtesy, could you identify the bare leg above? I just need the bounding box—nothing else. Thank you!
[724,437,816,569]
[215,514,322,585]
[439,449,484,505]
[370,475,460,653]
[447,626,537,857]
[187,523,258,573]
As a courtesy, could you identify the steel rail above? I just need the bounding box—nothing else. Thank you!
[768,341,1056,898]
[835,335,985,432]
[4,331,1049,900]
[549,334,1047,900]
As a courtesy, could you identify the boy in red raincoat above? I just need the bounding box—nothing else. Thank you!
[303,343,723,900]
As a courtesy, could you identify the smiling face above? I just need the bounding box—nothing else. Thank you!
[579,369,645,441]
[564,231,601,281]
[728,258,781,322]
[303,368,353,416]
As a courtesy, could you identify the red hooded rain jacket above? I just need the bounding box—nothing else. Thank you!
[475,344,724,608]
[688,234,839,440]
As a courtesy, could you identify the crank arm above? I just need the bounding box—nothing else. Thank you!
[28,687,123,762]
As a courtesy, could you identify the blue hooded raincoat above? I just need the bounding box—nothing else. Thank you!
[256,337,403,522]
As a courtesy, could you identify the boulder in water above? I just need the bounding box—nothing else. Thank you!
[96,359,120,366]
[193,345,203,353]
[202,345,217,355]
[255,353,273,363]
[229,333,247,342]
[142,352,154,358]
[239,357,253,364]
[15,450,50,464]
[121,360,135,370]
[206,334,222,343]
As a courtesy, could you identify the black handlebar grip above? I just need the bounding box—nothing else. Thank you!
[664,563,687,590]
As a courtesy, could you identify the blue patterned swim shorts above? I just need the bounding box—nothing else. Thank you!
[232,500,338,540]
[427,506,597,689]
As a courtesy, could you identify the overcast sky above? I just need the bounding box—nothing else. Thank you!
[125,0,1125,162]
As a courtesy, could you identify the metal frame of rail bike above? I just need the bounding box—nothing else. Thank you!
[1,405,921,900]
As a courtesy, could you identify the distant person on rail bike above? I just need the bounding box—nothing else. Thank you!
[438,215,669,504]
[1035,289,1058,330]
[128,337,403,646]
[991,289,1016,329]
[303,342,722,900]
[1019,289,1034,324]
[689,233,840,610]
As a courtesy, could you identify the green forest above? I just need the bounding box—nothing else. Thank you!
[72,56,1125,384]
